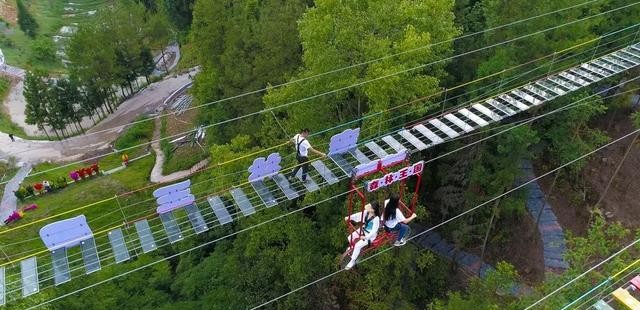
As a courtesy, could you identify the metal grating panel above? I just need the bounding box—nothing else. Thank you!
[413,124,444,144]
[80,237,101,274]
[51,248,70,285]
[348,148,370,164]
[524,84,555,100]
[580,64,609,78]
[329,154,354,175]
[21,257,38,297]
[159,212,183,243]
[486,99,516,116]
[499,94,529,111]
[250,180,278,208]
[398,129,428,150]
[472,104,502,121]
[458,109,488,127]
[365,141,388,159]
[548,76,579,90]
[184,204,208,234]
[512,90,542,106]
[0,267,4,306]
[135,220,157,253]
[271,174,299,200]
[429,119,461,137]
[230,188,256,216]
[310,160,339,185]
[108,228,130,263]
[559,72,589,86]
[535,81,565,96]
[207,196,233,225]
[381,135,406,152]
[568,68,598,83]
[443,114,474,132]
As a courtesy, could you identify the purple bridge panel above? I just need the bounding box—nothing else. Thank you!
[39,215,93,251]
[328,128,360,156]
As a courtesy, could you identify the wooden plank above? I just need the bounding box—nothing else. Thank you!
[413,124,444,144]
[511,90,542,106]
[458,109,488,127]
[612,288,640,309]
[443,114,474,132]
[398,129,428,151]
[381,135,406,152]
[349,148,371,164]
[499,94,530,111]
[486,99,516,116]
[524,84,555,100]
[472,104,502,121]
[365,141,388,159]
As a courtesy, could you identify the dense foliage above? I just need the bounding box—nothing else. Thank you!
[9,0,640,309]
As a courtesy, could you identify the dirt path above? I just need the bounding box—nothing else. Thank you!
[0,72,194,163]
[149,115,209,184]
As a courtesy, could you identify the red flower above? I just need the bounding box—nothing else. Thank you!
[33,183,43,191]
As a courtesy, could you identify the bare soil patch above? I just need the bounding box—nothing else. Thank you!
[468,213,545,285]
[0,0,17,24]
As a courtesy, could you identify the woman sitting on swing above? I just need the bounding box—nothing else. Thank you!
[344,201,382,270]
[384,193,417,246]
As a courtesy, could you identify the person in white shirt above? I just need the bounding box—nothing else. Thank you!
[383,193,417,246]
[344,201,381,270]
[288,128,326,182]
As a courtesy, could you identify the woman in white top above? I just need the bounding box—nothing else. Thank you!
[344,201,381,270]
[384,193,417,246]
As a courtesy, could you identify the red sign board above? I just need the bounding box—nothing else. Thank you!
[365,161,424,192]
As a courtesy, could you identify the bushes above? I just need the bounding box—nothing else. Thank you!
[16,0,38,38]
[14,187,27,201]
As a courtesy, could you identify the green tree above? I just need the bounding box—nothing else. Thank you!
[261,0,460,146]
[163,0,195,30]
[191,0,311,143]
[30,37,56,62]
[23,71,52,138]
[537,90,608,176]
[16,0,38,38]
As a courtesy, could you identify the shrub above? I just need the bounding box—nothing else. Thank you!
[57,176,68,188]
[25,185,34,196]
[30,37,57,62]
[14,187,27,201]
[16,0,38,38]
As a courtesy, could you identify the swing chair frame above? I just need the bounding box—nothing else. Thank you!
[340,155,424,268]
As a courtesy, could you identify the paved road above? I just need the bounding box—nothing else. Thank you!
[0,162,31,224]
[0,72,194,163]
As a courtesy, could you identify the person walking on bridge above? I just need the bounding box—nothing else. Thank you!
[288,128,325,183]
